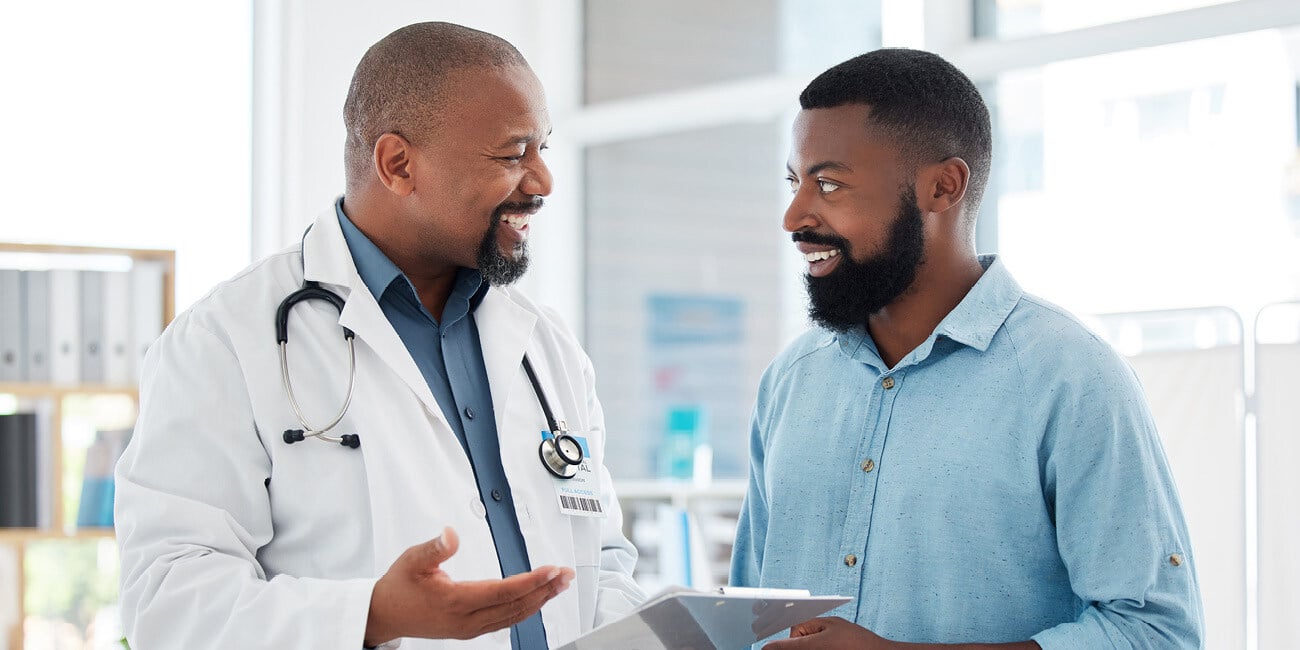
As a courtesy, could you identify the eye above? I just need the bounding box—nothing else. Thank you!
[816,179,840,194]
[786,176,798,193]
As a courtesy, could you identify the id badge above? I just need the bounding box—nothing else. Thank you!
[540,431,607,518]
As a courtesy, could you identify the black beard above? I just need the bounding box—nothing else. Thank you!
[799,188,925,332]
[476,199,541,286]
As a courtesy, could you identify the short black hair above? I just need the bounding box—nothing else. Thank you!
[343,21,527,187]
[800,48,992,213]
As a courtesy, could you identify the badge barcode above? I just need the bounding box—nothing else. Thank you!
[560,495,603,513]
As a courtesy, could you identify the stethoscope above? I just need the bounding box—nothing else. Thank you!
[275,238,585,479]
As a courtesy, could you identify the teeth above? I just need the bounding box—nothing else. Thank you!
[503,214,531,229]
[803,249,840,262]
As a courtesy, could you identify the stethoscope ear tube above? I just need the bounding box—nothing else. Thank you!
[276,281,354,343]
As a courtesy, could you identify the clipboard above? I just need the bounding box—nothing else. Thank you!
[557,586,850,650]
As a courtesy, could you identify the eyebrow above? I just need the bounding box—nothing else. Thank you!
[787,161,853,176]
[496,127,554,149]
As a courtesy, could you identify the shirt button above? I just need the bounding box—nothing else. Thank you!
[491,488,503,502]
[861,458,875,472]
[882,377,895,389]
[464,407,475,420]
[844,554,858,567]
[1169,553,1184,567]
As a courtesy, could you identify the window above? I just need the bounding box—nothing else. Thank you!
[986,30,1299,318]
[973,0,1240,39]
[0,0,252,309]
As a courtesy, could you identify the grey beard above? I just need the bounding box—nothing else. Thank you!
[476,217,529,286]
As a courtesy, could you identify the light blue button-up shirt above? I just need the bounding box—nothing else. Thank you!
[336,199,548,649]
[731,255,1203,649]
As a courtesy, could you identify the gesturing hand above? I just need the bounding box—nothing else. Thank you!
[364,527,574,646]
[765,617,891,649]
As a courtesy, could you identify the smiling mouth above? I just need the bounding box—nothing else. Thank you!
[802,247,843,278]
[502,213,531,230]
[803,249,840,263]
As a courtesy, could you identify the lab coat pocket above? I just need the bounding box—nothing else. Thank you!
[570,515,602,566]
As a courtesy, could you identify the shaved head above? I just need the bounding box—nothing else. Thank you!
[343,21,528,189]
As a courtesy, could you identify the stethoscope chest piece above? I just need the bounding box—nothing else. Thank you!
[540,433,583,479]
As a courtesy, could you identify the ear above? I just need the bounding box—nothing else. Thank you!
[372,132,417,197]
[916,156,970,215]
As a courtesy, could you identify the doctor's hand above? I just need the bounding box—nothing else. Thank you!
[363,527,574,646]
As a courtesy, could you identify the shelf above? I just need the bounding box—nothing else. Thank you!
[0,242,174,261]
[2,241,175,650]
[0,383,139,398]
[0,527,116,543]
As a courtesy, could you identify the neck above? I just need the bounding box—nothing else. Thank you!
[406,269,459,322]
[866,251,984,369]
[343,188,459,321]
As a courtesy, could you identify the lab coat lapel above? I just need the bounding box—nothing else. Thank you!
[477,292,585,645]
[300,211,451,432]
[475,289,538,437]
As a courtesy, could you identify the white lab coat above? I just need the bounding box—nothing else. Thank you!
[115,208,645,649]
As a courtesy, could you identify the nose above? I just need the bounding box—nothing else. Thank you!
[783,185,819,233]
[522,152,553,197]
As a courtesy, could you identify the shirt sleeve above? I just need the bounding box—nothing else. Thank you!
[730,363,776,590]
[116,317,377,650]
[1030,350,1204,649]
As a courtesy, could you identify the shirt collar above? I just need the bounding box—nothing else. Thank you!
[834,254,1023,368]
[335,197,487,312]
[932,254,1023,352]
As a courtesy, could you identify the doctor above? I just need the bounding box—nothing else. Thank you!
[116,21,644,649]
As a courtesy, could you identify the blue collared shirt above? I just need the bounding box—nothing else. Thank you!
[731,256,1203,649]
[336,199,547,649]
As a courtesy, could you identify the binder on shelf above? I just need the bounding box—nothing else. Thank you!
[48,268,81,384]
[130,259,166,381]
[31,404,52,529]
[0,413,19,526]
[19,413,38,528]
[22,270,52,383]
[557,586,850,650]
[101,270,132,385]
[0,269,21,382]
[0,412,39,528]
[79,270,105,384]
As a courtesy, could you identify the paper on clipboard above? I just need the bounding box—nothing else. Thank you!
[556,585,850,650]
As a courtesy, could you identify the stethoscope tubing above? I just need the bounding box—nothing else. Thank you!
[280,228,583,476]
[278,337,357,442]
